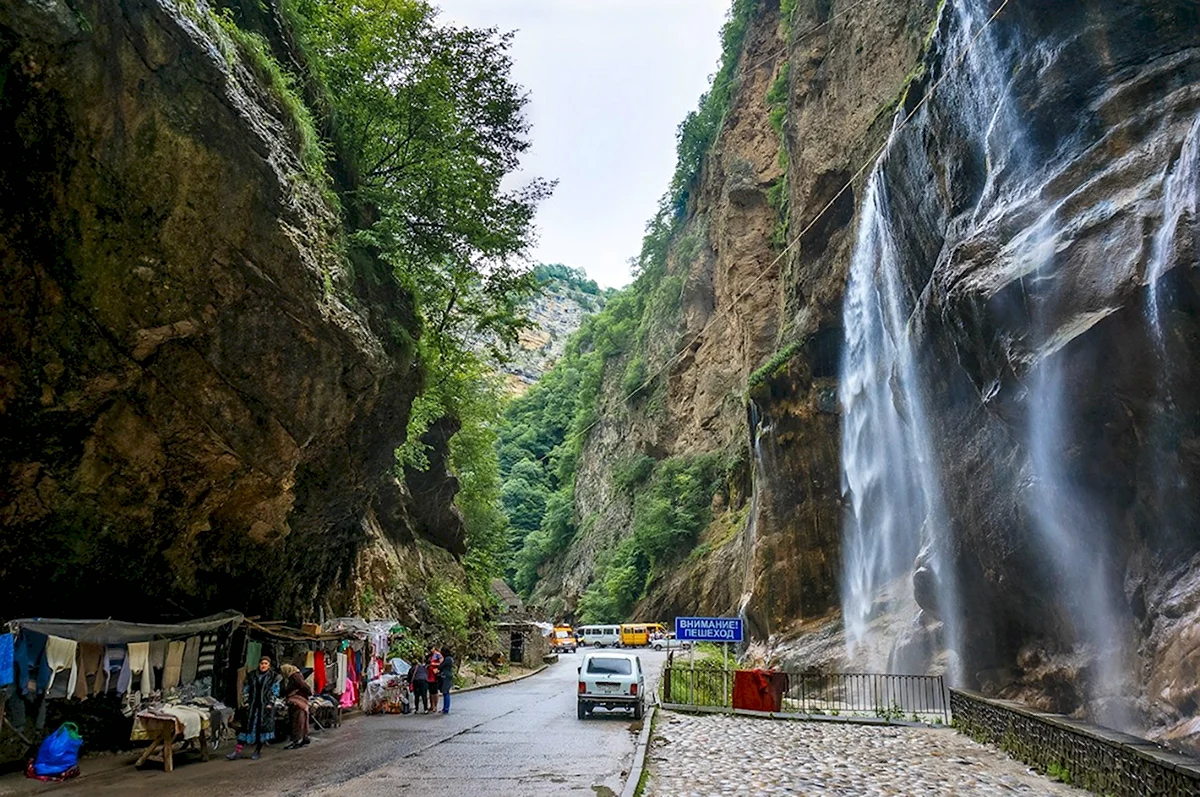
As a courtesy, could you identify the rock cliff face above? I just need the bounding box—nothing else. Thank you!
[497,276,603,395]
[0,0,465,621]
[547,0,1200,752]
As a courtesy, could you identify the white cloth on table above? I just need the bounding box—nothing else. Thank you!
[44,636,78,697]
[160,705,206,740]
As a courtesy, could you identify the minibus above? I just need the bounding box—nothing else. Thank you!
[576,624,621,647]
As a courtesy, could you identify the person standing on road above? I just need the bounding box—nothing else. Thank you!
[409,659,429,713]
[426,646,442,713]
[280,664,312,749]
[439,647,455,714]
[228,655,279,760]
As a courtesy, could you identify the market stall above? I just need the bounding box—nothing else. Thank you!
[3,612,243,773]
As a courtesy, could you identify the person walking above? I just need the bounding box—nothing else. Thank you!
[228,655,278,760]
[409,659,429,714]
[426,646,442,713]
[439,646,455,714]
[280,664,312,749]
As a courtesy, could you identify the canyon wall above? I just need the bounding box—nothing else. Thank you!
[539,0,1200,752]
[0,0,466,623]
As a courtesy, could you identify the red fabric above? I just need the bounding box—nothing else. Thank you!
[732,669,787,712]
[428,652,442,682]
[314,652,326,694]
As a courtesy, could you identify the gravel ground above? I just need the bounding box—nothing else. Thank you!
[644,712,1085,796]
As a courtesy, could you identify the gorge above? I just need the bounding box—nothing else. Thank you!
[2,0,1199,764]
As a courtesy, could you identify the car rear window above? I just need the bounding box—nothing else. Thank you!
[587,657,633,675]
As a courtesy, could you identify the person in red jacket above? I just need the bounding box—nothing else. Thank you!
[426,646,443,712]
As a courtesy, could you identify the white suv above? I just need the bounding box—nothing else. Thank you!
[577,651,645,720]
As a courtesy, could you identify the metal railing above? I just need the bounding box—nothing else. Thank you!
[660,667,950,725]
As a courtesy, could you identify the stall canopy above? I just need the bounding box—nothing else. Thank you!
[7,610,243,643]
[322,618,399,639]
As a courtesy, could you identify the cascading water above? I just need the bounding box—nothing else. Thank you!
[1147,115,1200,337]
[737,402,771,647]
[839,157,959,677]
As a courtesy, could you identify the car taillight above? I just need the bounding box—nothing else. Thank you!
[629,683,637,696]
[578,681,586,693]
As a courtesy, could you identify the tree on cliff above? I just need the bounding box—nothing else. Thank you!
[286,0,552,589]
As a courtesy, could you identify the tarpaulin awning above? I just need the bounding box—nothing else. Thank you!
[7,610,243,644]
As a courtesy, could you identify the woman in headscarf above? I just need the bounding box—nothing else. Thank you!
[227,655,278,760]
[280,663,312,749]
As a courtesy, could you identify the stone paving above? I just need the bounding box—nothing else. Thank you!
[644,712,1085,796]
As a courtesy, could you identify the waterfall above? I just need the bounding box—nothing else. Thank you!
[737,402,771,646]
[838,0,1159,727]
[839,164,958,675]
[1147,115,1200,337]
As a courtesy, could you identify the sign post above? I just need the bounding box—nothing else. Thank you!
[675,617,744,708]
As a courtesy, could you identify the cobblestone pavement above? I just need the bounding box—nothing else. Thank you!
[645,712,1085,796]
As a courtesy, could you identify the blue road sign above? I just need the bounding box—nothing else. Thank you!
[675,616,743,643]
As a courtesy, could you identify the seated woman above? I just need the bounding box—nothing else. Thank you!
[280,664,312,750]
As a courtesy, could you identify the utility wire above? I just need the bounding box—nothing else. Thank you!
[545,0,1014,463]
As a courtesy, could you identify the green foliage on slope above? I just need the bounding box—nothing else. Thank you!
[495,0,761,614]
[215,0,554,617]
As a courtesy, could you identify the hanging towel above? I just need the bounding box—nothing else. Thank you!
[197,633,217,676]
[73,642,105,699]
[44,636,78,697]
[162,640,185,689]
[127,641,152,698]
[244,640,262,671]
[0,633,13,688]
[304,650,314,669]
[314,651,327,694]
[181,636,201,685]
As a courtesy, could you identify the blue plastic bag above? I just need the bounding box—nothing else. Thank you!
[33,722,82,776]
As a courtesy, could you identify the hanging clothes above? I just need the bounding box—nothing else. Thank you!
[104,646,127,694]
[148,640,168,676]
[196,633,217,677]
[244,640,262,672]
[180,636,201,685]
[126,641,152,698]
[314,651,327,694]
[333,653,347,695]
[73,642,105,699]
[162,640,185,689]
[44,636,77,697]
[14,630,51,695]
[0,633,14,688]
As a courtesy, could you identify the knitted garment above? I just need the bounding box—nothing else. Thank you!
[43,636,78,697]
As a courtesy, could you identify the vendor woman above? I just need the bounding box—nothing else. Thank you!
[228,656,279,760]
[280,663,312,749]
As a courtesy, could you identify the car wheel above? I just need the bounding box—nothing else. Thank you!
[593,641,602,648]
[578,701,588,720]
[633,700,644,721]
[652,643,662,651]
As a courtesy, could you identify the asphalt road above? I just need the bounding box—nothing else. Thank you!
[0,648,669,797]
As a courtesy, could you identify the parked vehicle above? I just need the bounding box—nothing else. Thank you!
[619,622,666,647]
[551,625,578,653]
[577,624,621,648]
[650,632,691,651]
[577,651,645,720]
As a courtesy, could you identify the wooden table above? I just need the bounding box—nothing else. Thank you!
[131,716,210,773]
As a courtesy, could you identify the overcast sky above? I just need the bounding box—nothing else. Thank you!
[434,0,731,288]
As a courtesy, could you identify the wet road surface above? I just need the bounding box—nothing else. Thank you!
[0,648,668,797]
